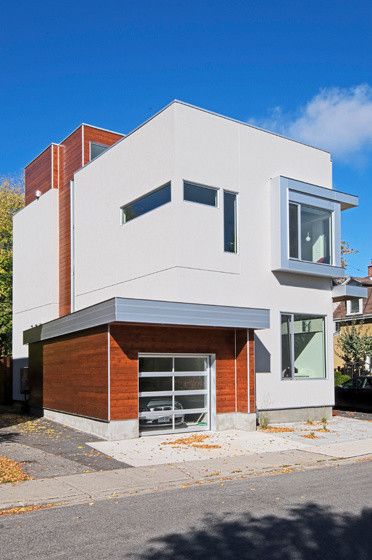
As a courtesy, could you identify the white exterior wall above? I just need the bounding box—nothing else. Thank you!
[20,102,337,412]
[12,189,59,399]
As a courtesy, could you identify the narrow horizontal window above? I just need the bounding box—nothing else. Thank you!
[183,181,217,207]
[122,183,171,224]
[281,313,326,380]
[224,191,237,253]
[90,142,109,161]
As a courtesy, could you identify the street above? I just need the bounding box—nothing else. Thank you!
[1,461,371,559]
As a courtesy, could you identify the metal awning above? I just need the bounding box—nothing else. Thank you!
[332,281,368,302]
[24,297,270,344]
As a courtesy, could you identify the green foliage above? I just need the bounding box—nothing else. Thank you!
[0,178,24,356]
[336,322,372,373]
[334,370,351,387]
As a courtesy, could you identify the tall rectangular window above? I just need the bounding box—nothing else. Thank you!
[224,191,237,253]
[122,183,171,224]
[288,202,332,264]
[281,313,326,379]
[183,181,218,207]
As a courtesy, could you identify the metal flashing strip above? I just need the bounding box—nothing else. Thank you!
[24,298,270,344]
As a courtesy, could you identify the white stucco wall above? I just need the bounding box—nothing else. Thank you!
[70,102,336,412]
[12,189,59,399]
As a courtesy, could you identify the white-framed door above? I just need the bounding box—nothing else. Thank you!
[138,354,211,436]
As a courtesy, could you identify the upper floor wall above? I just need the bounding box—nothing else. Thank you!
[72,102,342,311]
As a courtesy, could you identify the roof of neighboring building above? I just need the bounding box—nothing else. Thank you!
[334,270,372,321]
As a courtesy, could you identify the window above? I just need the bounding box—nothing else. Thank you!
[121,183,171,224]
[223,191,237,253]
[281,313,326,379]
[346,298,363,315]
[90,142,109,161]
[289,202,332,264]
[183,181,218,207]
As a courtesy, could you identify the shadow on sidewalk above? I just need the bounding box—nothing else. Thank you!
[134,503,372,560]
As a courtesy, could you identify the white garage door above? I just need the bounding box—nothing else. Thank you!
[139,355,210,436]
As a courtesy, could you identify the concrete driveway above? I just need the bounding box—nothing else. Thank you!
[88,417,372,467]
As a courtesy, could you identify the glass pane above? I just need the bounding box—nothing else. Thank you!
[139,396,173,430]
[183,182,217,206]
[289,203,299,258]
[175,376,206,391]
[281,314,292,379]
[293,315,326,379]
[300,205,332,264]
[174,357,207,372]
[174,412,209,430]
[224,191,237,253]
[139,377,172,393]
[139,357,173,372]
[122,183,171,223]
[349,298,361,313]
[90,142,108,161]
[175,394,207,410]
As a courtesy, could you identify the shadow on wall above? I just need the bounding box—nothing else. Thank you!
[273,271,331,290]
[255,334,271,373]
[134,504,372,560]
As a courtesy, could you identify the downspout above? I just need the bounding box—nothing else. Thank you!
[70,180,75,312]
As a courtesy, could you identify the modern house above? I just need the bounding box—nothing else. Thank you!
[13,101,365,439]
[334,263,372,372]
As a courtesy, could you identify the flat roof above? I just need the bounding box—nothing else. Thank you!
[23,297,270,344]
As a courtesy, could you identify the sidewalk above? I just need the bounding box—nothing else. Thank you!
[0,447,370,511]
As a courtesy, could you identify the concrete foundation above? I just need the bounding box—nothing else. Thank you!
[43,409,139,440]
[216,412,257,431]
[257,406,333,424]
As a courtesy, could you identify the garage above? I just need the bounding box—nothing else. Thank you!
[139,355,211,435]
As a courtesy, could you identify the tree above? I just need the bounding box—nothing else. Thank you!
[341,240,358,269]
[0,177,24,356]
[336,322,372,376]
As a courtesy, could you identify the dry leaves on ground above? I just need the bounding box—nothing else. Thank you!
[0,503,58,516]
[0,456,30,484]
[161,434,222,449]
[302,432,318,440]
[259,426,294,433]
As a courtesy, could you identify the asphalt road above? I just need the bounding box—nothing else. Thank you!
[1,462,371,559]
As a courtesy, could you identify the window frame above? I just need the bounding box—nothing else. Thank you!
[89,141,110,161]
[346,298,363,316]
[280,312,327,381]
[183,180,219,208]
[121,182,171,225]
[223,189,238,254]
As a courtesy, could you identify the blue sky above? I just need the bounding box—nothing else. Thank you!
[1,0,371,275]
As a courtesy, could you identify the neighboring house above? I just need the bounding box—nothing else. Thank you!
[334,264,372,372]
[12,101,365,439]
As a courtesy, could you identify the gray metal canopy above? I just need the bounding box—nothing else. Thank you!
[24,297,270,344]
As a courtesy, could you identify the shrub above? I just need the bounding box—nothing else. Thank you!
[334,370,351,387]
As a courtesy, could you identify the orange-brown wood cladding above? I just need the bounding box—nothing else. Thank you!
[25,146,53,205]
[83,126,123,165]
[42,327,109,420]
[109,325,253,421]
[248,330,256,413]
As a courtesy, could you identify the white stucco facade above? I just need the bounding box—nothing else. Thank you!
[13,101,358,416]
[12,189,59,399]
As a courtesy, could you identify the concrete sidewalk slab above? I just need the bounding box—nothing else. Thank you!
[88,430,299,467]
[305,438,372,458]
[0,448,356,511]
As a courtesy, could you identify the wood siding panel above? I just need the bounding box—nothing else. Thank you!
[109,324,239,421]
[25,146,53,205]
[83,125,123,165]
[43,327,108,420]
[236,329,248,413]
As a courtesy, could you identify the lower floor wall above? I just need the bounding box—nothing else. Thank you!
[257,406,333,423]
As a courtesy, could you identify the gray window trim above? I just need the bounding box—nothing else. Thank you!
[223,189,238,254]
[183,180,219,207]
[121,182,171,225]
[280,312,327,381]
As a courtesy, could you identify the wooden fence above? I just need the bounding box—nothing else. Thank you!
[0,357,12,404]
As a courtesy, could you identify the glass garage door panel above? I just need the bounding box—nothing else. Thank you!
[139,355,210,435]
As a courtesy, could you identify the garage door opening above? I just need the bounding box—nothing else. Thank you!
[139,355,211,436]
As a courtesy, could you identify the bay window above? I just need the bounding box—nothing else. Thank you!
[289,202,332,264]
[281,313,326,379]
